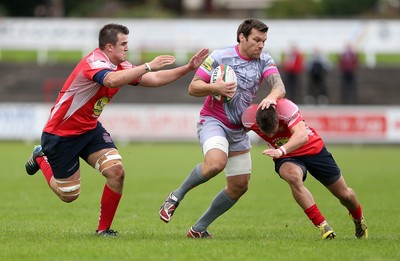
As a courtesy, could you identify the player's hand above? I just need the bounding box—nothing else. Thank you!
[212,73,237,98]
[188,48,209,70]
[259,97,277,110]
[262,148,282,159]
[148,55,176,71]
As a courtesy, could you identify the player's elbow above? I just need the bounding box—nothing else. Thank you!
[188,87,195,96]
[299,133,309,145]
[188,84,198,97]
[103,74,122,88]
[104,78,120,88]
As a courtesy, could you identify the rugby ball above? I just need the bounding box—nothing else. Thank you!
[210,64,237,103]
[241,104,259,128]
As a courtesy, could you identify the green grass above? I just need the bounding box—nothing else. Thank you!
[1,142,399,260]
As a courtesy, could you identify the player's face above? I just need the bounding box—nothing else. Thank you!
[239,29,267,59]
[109,33,129,64]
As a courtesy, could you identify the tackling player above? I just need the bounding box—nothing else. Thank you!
[243,98,368,239]
[159,18,286,238]
[25,23,209,236]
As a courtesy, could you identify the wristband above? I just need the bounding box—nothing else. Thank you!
[277,146,287,156]
[144,63,151,72]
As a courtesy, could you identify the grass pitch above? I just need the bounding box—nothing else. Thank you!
[1,142,399,260]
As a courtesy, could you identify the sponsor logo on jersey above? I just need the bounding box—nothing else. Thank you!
[202,57,214,72]
[93,97,109,116]
[274,137,289,147]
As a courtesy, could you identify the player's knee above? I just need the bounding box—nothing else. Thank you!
[339,187,356,203]
[104,163,125,185]
[235,181,249,195]
[55,178,81,203]
[283,172,303,186]
[59,194,79,203]
[95,149,123,175]
[206,160,226,175]
[227,177,249,199]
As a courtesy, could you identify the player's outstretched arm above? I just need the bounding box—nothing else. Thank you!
[103,55,175,88]
[140,48,209,88]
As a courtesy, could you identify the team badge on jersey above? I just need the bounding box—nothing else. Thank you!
[93,97,109,116]
[274,137,289,147]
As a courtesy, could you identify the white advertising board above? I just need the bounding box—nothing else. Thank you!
[0,103,399,144]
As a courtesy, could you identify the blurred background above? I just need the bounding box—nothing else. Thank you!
[0,0,399,143]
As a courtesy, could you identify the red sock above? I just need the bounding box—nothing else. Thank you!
[97,184,122,232]
[349,204,363,220]
[36,156,53,185]
[304,204,326,227]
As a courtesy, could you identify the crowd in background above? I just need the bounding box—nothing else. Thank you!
[281,43,359,105]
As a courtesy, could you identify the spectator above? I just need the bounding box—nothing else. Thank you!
[339,43,359,104]
[282,44,304,104]
[305,47,331,105]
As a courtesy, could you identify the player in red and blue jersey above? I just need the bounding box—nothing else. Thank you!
[243,98,368,239]
[25,23,209,236]
[159,18,286,238]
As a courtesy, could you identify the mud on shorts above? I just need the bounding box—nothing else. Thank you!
[41,122,117,179]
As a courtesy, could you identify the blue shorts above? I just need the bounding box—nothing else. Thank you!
[274,147,341,186]
[197,116,251,153]
[41,122,117,179]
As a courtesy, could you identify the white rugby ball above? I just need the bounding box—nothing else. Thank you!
[210,64,237,103]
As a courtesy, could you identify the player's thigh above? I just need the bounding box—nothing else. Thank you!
[278,160,306,184]
[41,132,82,179]
[202,148,228,178]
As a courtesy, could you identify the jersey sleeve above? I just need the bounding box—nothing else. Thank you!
[261,53,279,79]
[195,53,219,83]
[82,50,114,80]
[277,99,304,130]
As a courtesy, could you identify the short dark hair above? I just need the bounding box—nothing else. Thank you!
[256,106,279,136]
[237,18,269,43]
[98,23,129,50]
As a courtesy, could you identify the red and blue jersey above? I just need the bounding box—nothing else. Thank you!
[44,48,140,137]
[250,99,325,157]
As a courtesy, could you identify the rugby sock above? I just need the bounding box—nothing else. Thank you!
[173,163,208,201]
[192,189,237,232]
[349,204,363,220]
[97,184,122,232]
[36,156,53,185]
[305,204,326,227]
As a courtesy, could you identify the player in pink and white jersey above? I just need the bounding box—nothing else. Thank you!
[160,18,286,238]
[243,98,368,239]
[25,23,209,236]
